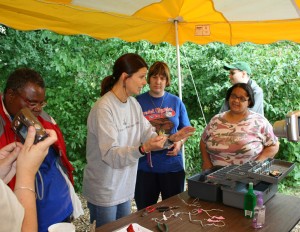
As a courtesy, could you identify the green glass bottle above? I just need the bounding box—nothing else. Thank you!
[244,182,257,218]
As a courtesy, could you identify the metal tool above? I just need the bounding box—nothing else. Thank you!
[157,222,169,232]
[141,205,180,216]
[141,206,156,217]
[156,206,180,212]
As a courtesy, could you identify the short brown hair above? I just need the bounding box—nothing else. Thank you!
[147,61,171,87]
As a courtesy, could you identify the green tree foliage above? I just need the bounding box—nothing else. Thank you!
[1,25,299,192]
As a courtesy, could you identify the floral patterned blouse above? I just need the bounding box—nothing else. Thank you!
[201,111,278,166]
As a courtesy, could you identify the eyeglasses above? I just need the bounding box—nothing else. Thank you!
[230,93,249,102]
[16,92,47,109]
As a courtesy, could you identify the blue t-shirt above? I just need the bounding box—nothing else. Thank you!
[36,146,73,232]
[136,92,191,173]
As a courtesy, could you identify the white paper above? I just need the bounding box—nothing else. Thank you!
[114,223,153,232]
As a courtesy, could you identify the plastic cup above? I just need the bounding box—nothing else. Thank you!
[48,222,75,232]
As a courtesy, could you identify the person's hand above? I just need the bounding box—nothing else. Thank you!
[169,126,195,142]
[166,141,181,156]
[143,135,168,152]
[16,126,57,179]
[0,142,23,183]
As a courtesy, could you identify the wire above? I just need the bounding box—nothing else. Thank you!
[181,46,207,125]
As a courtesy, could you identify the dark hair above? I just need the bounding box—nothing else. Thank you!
[147,61,171,87]
[225,83,255,108]
[4,68,45,93]
[100,53,148,96]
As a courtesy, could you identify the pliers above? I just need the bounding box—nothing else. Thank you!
[141,205,180,216]
[157,222,169,232]
[141,206,156,217]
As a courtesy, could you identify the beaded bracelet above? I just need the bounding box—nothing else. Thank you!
[139,145,145,155]
[14,186,37,198]
[139,144,150,154]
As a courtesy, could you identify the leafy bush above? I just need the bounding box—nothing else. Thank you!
[1,25,299,192]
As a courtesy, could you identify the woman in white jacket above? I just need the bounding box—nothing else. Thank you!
[83,53,195,228]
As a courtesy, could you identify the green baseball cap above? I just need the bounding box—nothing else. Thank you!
[224,61,252,75]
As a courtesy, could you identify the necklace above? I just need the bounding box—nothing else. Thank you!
[111,89,127,103]
[149,92,170,135]
[150,92,167,110]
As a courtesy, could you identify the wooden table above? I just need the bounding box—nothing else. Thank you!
[96,191,300,232]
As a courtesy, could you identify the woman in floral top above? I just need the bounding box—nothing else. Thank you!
[200,83,279,170]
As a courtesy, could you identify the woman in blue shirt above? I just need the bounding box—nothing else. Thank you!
[135,61,192,210]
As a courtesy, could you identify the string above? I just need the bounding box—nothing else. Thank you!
[151,195,225,228]
[147,152,153,168]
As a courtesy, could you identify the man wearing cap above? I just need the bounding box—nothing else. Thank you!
[220,61,264,115]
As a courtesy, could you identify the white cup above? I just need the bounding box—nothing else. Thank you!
[48,222,75,232]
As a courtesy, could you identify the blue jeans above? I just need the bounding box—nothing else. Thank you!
[87,200,131,228]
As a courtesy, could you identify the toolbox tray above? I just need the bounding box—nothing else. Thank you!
[206,159,294,185]
[206,165,238,187]
[221,181,278,209]
[248,159,295,184]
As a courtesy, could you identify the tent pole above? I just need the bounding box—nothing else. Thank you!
[174,19,182,100]
[174,19,186,190]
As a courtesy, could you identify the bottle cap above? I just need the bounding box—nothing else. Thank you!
[249,182,253,189]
